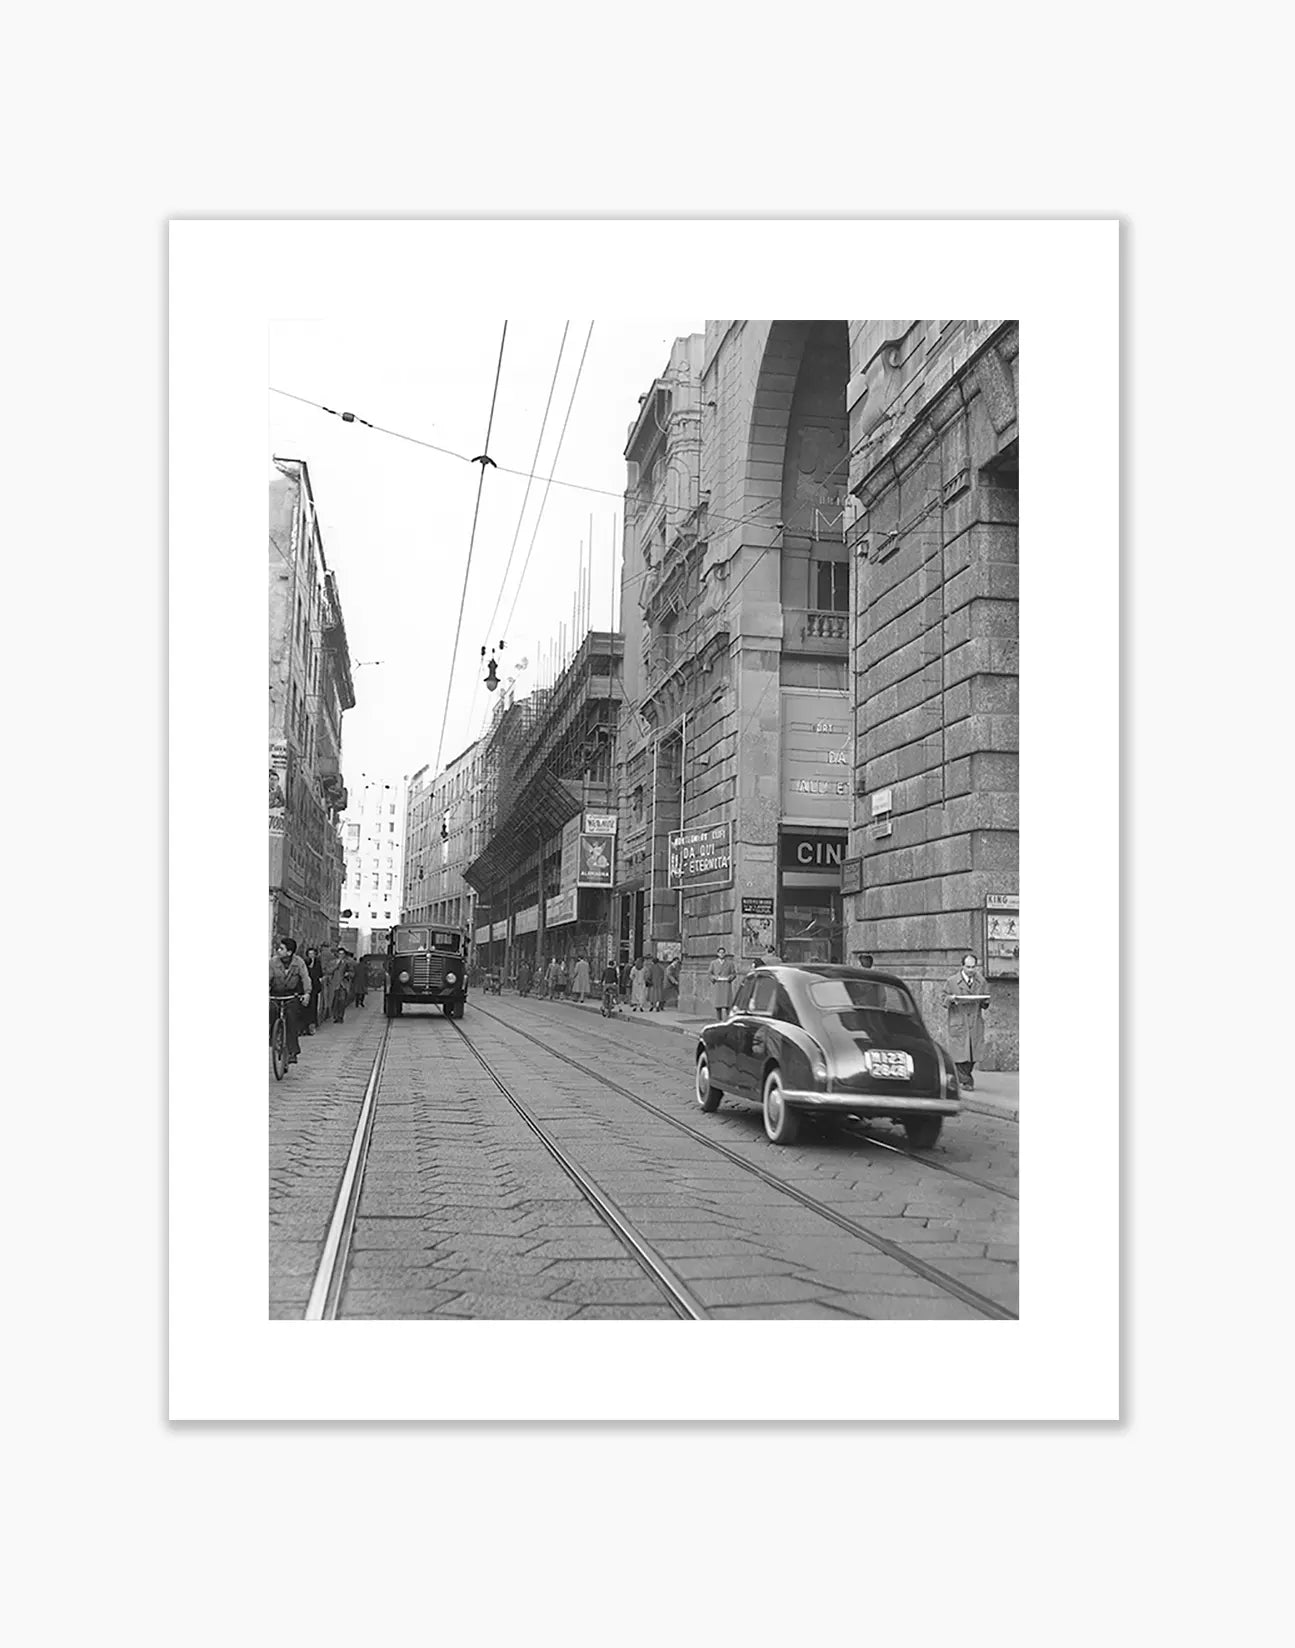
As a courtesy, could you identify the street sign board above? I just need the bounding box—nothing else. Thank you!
[667,822,733,891]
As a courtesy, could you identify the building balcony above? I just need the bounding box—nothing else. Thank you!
[785,607,850,655]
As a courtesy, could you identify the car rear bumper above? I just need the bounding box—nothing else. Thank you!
[781,1088,961,1117]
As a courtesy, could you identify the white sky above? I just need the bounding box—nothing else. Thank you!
[270,318,701,787]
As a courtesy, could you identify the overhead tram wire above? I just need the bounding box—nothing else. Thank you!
[269,382,810,540]
[498,321,595,646]
[465,322,571,736]
[433,321,509,776]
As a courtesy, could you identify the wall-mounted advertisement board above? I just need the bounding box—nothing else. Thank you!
[667,822,733,891]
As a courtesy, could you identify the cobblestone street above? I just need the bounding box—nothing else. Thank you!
[268,991,1018,1320]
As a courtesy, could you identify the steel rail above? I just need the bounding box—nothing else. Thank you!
[839,1123,1018,1201]
[468,1001,1016,1321]
[303,1020,392,1321]
[448,1019,706,1321]
[515,997,1019,1199]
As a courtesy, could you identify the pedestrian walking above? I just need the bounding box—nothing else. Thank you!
[518,959,532,997]
[353,955,367,1009]
[944,952,990,1090]
[332,950,356,1023]
[665,955,680,1008]
[646,954,664,1011]
[708,946,737,1020]
[269,937,311,1064]
[303,945,322,1034]
[630,955,648,1012]
[545,956,559,1000]
[572,954,591,1003]
[316,942,338,1026]
[554,958,569,1000]
[619,958,633,1004]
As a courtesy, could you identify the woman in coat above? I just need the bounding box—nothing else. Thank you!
[943,952,990,1089]
[708,946,737,1020]
[630,956,649,1012]
[572,954,591,1002]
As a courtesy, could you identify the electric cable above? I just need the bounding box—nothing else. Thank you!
[498,321,595,644]
[433,321,508,776]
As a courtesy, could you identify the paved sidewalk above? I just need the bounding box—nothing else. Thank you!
[499,989,1019,1121]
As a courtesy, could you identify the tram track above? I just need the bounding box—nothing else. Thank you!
[466,1000,1017,1321]
[302,1010,707,1321]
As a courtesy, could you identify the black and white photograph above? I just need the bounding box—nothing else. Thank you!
[266,314,1022,1323]
[167,217,1120,1423]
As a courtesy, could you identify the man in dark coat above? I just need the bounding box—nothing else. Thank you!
[943,952,990,1089]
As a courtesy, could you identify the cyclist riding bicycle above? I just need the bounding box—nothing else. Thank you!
[270,936,311,1064]
[600,958,621,1017]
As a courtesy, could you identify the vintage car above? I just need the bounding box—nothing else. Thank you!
[694,964,961,1147]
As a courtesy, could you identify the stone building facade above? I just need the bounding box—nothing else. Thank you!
[617,323,856,1016]
[845,321,1019,1066]
[268,457,355,951]
[612,320,1018,1061]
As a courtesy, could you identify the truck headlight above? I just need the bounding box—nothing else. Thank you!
[446,971,457,983]
[398,970,411,983]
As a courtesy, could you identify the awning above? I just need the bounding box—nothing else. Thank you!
[463,769,583,892]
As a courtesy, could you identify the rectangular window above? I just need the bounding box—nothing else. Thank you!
[371,875,379,890]
[815,560,849,613]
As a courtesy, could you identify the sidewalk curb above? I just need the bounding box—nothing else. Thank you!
[962,1097,1019,1123]
[502,991,705,1041]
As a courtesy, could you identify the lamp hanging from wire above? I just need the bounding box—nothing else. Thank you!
[482,638,505,692]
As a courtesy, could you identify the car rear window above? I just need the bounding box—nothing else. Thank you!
[809,978,919,1020]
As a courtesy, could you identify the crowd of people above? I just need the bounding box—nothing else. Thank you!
[268,936,372,1065]
[508,951,683,1010]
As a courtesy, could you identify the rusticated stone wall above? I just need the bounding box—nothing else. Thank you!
[846,323,1020,1069]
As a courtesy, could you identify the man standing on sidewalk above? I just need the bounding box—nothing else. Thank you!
[944,952,990,1090]
[709,947,737,1021]
[332,950,356,1023]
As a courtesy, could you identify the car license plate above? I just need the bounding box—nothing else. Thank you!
[863,1049,913,1081]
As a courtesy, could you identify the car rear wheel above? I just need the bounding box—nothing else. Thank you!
[762,1068,800,1145]
[695,1049,722,1112]
[903,1115,943,1150]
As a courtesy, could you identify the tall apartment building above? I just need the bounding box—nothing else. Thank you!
[338,775,407,954]
[268,456,355,950]
[401,740,484,932]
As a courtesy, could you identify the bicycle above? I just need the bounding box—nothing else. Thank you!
[600,983,620,1018]
[269,994,301,1081]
